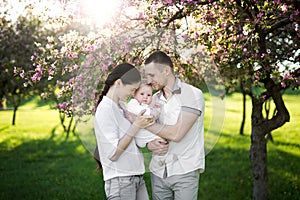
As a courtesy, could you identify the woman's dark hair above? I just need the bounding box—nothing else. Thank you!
[94,62,141,171]
[96,62,141,106]
[145,50,173,69]
[93,146,102,172]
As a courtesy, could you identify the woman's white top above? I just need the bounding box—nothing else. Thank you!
[94,96,145,181]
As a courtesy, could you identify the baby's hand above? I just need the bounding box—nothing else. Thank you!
[150,109,160,120]
[154,102,162,108]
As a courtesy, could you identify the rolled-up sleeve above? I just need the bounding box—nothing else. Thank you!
[94,106,119,159]
[180,85,204,116]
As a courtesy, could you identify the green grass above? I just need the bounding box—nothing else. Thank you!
[0,93,299,199]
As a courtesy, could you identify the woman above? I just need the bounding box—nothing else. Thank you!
[94,63,153,200]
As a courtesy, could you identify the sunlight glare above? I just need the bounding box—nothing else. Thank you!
[80,0,120,27]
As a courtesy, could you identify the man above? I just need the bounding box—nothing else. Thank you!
[144,51,205,200]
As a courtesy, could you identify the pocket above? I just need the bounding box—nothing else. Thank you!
[104,179,111,198]
[118,176,133,187]
[105,178,121,199]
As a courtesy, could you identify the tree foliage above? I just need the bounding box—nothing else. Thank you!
[0,1,50,125]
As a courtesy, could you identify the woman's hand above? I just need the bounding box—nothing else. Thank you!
[133,109,154,128]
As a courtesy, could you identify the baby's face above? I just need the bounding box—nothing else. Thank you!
[134,85,153,105]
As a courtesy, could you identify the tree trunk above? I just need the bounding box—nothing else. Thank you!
[1,97,7,109]
[250,97,268,200]
[59,112,67,132]
[264,99,274,143]
[239,91,246,135]
[250,127,268,200]
[12,106,18,125]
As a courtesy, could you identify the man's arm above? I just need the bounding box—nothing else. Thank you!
[145,111,199,142]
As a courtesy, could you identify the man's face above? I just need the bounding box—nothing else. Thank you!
[144,63,167,90]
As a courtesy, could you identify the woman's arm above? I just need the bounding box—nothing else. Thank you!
[110,110,154,161]
[110,123,141,161]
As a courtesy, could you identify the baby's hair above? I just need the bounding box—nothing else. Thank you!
[134,79,151,95]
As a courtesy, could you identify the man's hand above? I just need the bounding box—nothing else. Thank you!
[147,138,169,156]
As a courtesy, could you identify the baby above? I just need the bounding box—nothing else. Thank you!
[127,82,157,116]
[127,81,162,147]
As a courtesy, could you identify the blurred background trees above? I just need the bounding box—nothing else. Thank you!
[1,0,299,199]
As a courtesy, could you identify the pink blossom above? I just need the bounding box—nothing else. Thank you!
[257,12,263,18]
[20,70,25,78]
[182,34,188,40]
[283,74,292,80]
[31,74,38,82]
[281,4,288,12]
[73,64,79,70]
[13,67,17,74]
[76,74,83,81]
[87,46,94,51]
[274,0,281,4]
[48,69,54,75]
[164,0,173,5]
[255,71,260,80]
[72,53,78,58]
[261,53,267,58]
[35,66,42,74]
[281,82,287,88]
[57,102,67,110]
[221,23,227,29]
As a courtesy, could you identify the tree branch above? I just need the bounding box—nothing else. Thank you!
[263,78,290,133]
[263,18,291,36]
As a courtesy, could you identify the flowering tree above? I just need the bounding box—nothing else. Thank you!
[140,0,299,199]
[0,1,51,125]
[16,0,299,198]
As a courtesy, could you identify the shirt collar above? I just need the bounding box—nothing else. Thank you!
[157,77,182,100]
[172,77,181,94]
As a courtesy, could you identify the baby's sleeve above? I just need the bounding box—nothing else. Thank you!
[127,99,151,115]
[135,129,161,148]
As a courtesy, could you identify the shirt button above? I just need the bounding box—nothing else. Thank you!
[173,154,178,161]
[159,160,164,166]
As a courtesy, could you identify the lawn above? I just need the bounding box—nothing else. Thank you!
[0,93,299,199]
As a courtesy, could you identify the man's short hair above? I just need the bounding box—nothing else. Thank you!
[145,51,173,69]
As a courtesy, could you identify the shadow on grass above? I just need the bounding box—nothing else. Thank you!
[272,140,300,149]
[0,138,105,200]
[0,125,9,132]
[199,145,299,200]
[0,136,299,200]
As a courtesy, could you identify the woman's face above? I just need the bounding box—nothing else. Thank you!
[118,81,140,102]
